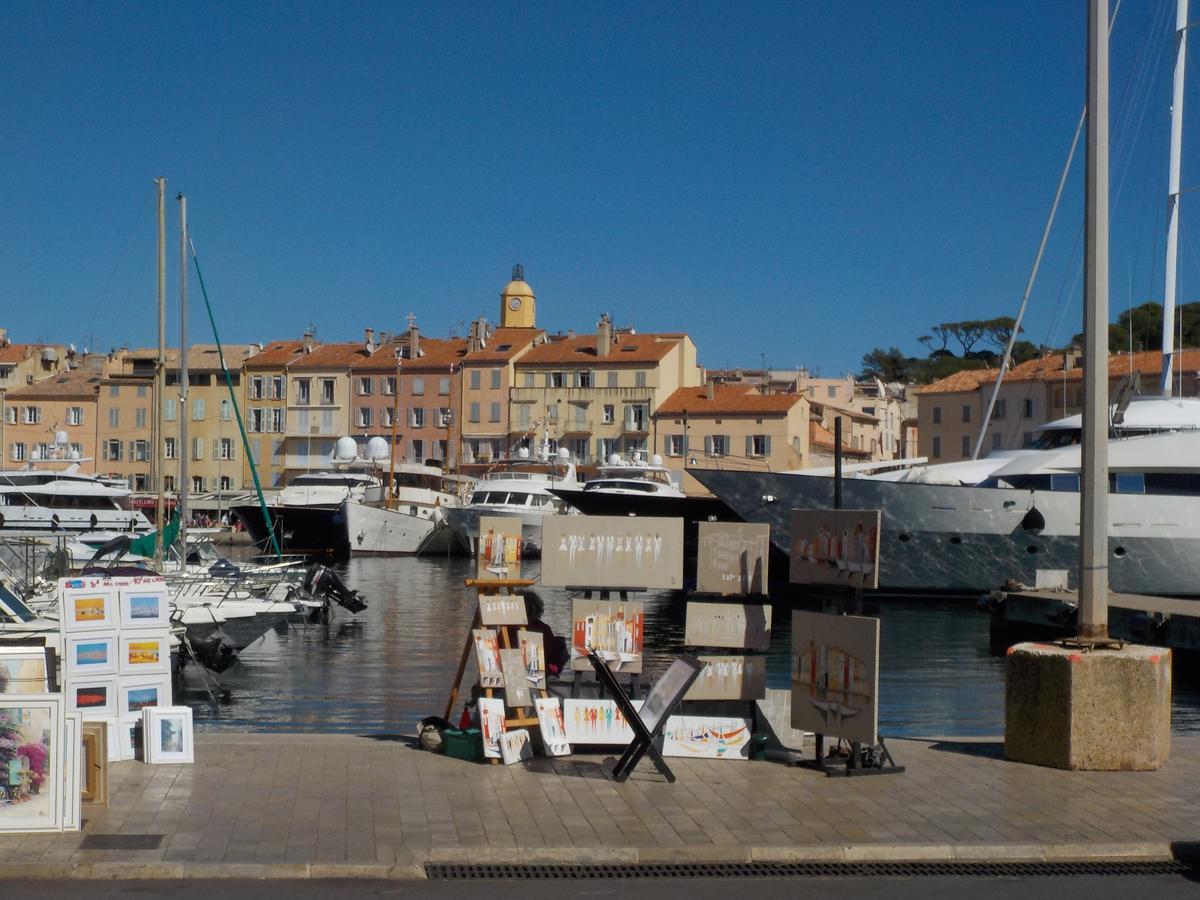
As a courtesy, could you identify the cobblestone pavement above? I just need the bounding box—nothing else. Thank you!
[0,732,1197,876]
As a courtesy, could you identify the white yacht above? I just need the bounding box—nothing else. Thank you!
[0,465,152,536]
[442,445,580,556]
[581,452,686,498]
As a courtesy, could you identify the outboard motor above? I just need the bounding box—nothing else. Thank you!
[303,563,368,614]
[192,629,238,673]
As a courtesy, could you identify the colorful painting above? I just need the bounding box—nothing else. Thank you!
[517,630,546,691]
[69,679,116,717]
[569,598,644,673]
[478,697,506,759]
[0,649,50,694]
[563,699,643,745]
[61,589,116,631]
[65,633,118,678]
[696,522,770,595]
[684,601,772,651]
[684,655,767,701]
[476,516,523,580]
[660,715,752,760]
[0,696,63,833]
[499,650,531,708]
[144,707,193,764]
[120,585,169,629]
[120,634,170,675]
[472,628,504,689]
[499,729,533,766]
[791,610,880,745]
[478,593,527,626]
[121,676,172,715]
[789,509,882,589]
[534,697,570,757]
[542,516,684,589]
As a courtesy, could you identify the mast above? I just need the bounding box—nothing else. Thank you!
[154,178,167,571]
[1160,0,1189,397]
[178,194,189,556]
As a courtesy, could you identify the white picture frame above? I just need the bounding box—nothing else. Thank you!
[0,694,64,833]
[62,712,82,831]
[60,588,118,633]
[0,647,52,694]
[142,706,193,765]
[118,715,143,762]
[119,676,173,717]
[64,632,119,679]
[119,586,170,630]
[119,633,171,676]
[499,729,533,766]
[83,716,121,763]
[67,678,118,718]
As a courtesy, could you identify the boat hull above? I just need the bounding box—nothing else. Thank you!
[442,505,555,557]
[230,504,348,557]
[343,500,437,555]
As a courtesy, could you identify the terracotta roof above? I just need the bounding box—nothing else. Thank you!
[120,344,256,372]
[911,367,998,394]
[461,328,541,363]
[913,349,1200,395]
[286,341,376,371]
[518,333,682,366]
[353,337,468,372]
[0,343,66,364]
[7,368,102,400]
[656,384,805,417]
[245,340,308,368]
[809,420,871,457]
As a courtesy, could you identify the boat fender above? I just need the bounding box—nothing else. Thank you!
[89,513,98,530]
[1020,508,1045,535]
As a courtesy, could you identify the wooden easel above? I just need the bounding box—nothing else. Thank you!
[567,587,645,700]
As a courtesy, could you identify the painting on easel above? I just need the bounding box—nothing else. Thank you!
[472,628,504,689]
[569,599,644,672]
[695,522,770,595]
[683,601,772,651]
[541,516,684,589]
[477,516,523,581]
[517,630,546,691]
[499,650,531,708]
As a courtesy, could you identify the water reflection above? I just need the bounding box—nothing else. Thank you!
[187,556,1200,737]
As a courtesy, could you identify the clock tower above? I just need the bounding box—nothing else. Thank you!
[499,263,536,328]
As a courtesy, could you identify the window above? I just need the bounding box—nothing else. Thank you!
[666,434,684,456]
[133,474,148,491]
[270,408,284,433]
[193,398,205,420]
[469,402,481,423]
[69,443,83,458]
[994,399,1006,420]
[271,375,285,399]
[109,385,119,397]
[439,377,450,395]
[409,439,423,462]
[218,438,235,460]
[1023,398,1036,418]
[135,407,147,428]
[132,440,149,462]
[516,404,531,428]
[250,376,264,399]
[164,475,176,491]
[320,379,335,404]
[623,404,647,431]
[103,439,122,461]
[490,369,501,390]
[932,406,941,425]
[961,405,971,424]
[489,402,500,423]
[357,407,373,428]
[577,371,593,388]
[357,376,373,395]
[1115,473,1145,494]
[469,370,481,390]
[602,404,615,424]
[220,476,233,491]
[1022,431,1035,448]
[220,399,231,421]
[22,406,41,425]
[607,372,618,388]
[635,371,646,388]
[108,408,119,428]
[382,407,395,428]
[3,407,14,425]
[961,435,971,457]
[164,398,177,421]
[931,436,942,458]
[192,475,204,493]
[709,434,730,457]
[67,406,84,426]
[549,372,564,388]
[382,376,396,396]
[137,384,148,398]
[193,437,204,460]
[164,437,177,459]
[10,442,26,462]
[412,377,425,395]
[411,407,426,427]
[438,408,453,427]
[296,378,311,404]
[249,408,264,432]
[547,402,559,422]
[991,433,1002,451]
[827,386,837,399]
[522,373,535,388]
[747,435,770,457]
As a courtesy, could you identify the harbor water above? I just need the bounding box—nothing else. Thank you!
[186,555,1200,736]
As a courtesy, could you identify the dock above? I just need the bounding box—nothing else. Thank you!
[993,589,1200,651]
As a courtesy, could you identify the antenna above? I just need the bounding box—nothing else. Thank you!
[512,263,524,281]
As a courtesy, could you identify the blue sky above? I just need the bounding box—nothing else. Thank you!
[1,1,1193,376]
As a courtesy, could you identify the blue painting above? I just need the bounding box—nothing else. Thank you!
[128,596,161,620]
[127,687,159,712]
[75,642,109,666]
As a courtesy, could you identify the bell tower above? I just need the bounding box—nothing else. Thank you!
[499,263,536,328]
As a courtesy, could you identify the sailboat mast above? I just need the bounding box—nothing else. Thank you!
[178,194,189,556]
[1160,0,1188,398]
[154,178,167,571]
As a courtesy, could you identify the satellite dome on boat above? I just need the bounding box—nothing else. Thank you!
[67,448,80,460]
[557,447,570,461]
[608,453,622,466]
[54,430,68,446]
[364,436,389,461]
[30,447,42,460]
[334,436,358,461]
[517,446,530,459]
[650,454,664,466]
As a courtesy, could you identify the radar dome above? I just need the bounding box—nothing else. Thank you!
[608,453,622,466]
[30,447,42,460]
[55,430,68,446]
[557,447,570,461]
[67,448,81,460]
[334,436,358,461]
[365,436,389,460]
[650,454,663,466]
[517,446,530,459]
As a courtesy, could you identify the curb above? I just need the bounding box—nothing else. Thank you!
[0,842,1181,879]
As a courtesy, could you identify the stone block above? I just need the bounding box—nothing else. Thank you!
[1005,642,1170,770]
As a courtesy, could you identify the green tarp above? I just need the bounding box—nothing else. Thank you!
[129,512,180,558]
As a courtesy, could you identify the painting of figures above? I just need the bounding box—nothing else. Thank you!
[478,697,506,759]
[472,628,504,689]
[684,602,772,651]
[660,715,752,760]
[499,650,531,708]
[517,630,546,691]
[790,509,882,590]
[476,516,522,580]
[542,516,683,589]
[569,599,644,673]
[534,698,570,756]
[500,729,533,765]
[696,523,770,595]
[791,610,880,745]
[478,593,527,626]
[684,655,767,701]
[563,699,643,744]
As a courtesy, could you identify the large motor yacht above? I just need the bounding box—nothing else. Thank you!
[0,464,152,536]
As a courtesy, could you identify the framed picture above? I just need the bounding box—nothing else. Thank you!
[118,716,143,762]
[60,588,117,632]
[68,678,117,718]
[119,586,170,630]
[64,632,118,678]
[0,647,51,694]
[120,676,173,716]
[142,706,193,765]
[499,729,533,766]
[534,697,570,757]
[62,712,81,831]
[119,633,170,675]
[478,697,505,760]
[81,721,109,804]
[85,716,121,763]
[0,695,64,833]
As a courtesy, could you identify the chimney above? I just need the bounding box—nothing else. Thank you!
[364,328,375,353]
[467,319,481,354]
[408,316,421,358]
[567,329,575,339]
[0,327,7,347]
[706,381,715,400]
[302,330,315,353]
[1064,349,1081,372]
[378,331,390,347]
[597,313,612,358]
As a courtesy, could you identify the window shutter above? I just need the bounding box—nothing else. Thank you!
[213,439,219,460]
[745,435,753,457]
[681,433,688,454]
[764,435,772,456]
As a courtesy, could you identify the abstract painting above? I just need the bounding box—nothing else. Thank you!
[569,599,644,672]
[563,699,643,744]
[499,729,533,765]
[478,592,527,626]
[541,516,684,589]
[143,706,194,764]
[534,697,570,756]
[476,515,523,580]
[791,610,880,745]
[68,679,116,717]
[789,509,882,589]
[60,588,116,632]
[684,655,767,701]
[120,676,172,715]
[660,715,752,760]
[65,633,118,678]
[119,585,169,629]
[517,630,546,691]
[696,522,770,595]
[683,601,772,651]
[0,696,63,833]
[499,649,531,708]
[478,697,506,759]
[472,628,504,689]
[0,648,50,694]
[119,634,170,675]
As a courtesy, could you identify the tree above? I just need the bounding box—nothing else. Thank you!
[983,316,1020,351]
[947,320,987,356]
[860,347,914,382]
[929,324,953,353]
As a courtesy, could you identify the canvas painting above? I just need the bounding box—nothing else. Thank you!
[0,648,51,694]
[563,699,643,744]
[81,721,108,805]
[476,516,522,580]
[143,706,194,765]
[569,598,644,672]
[791,610,880,745]
[119,716,142,762]
[120,676,172,715]
[517,629,546,691]
[684,655,767,701]
[119,585,169,629]
[660,715,752,760]
[65,633,118,678]
[0,696,63,833]
[120,633,170,675]
[60,588,117,632]
[478,697,506,759]
[62,712,81,831]
[478,592,527,626]
[542,516,684,589]
[499,650,531,708]
[790,509,882,589]
[696,522,771,595]
[534,697,570,756]
[499,729,534,766]
[472,628,504,689]
[684,601,772,651]
[68,679,117,717]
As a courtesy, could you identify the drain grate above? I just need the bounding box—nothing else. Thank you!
[426,860,1194,880]
[79,833,164,851]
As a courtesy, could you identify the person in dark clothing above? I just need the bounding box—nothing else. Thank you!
[522,588,569,675]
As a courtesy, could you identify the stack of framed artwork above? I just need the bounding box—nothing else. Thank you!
[58,575,174,763]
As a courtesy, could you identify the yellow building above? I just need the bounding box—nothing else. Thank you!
[1,333,72,465]
[241,339,309,488]
[3,367,102,471]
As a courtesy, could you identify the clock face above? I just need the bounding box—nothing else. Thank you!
[508,297,522,311]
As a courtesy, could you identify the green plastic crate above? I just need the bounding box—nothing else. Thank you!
[443,727,484,762]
